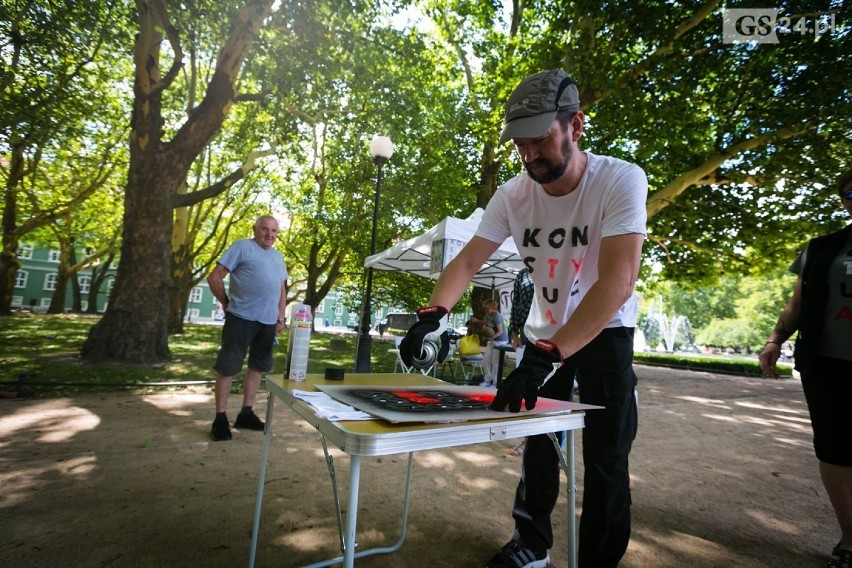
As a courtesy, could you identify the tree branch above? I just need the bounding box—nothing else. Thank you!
[591,0,721,107]
[646,120,817,218]
[167,0,275,170]
[647,234,747,267]
[171,144,277,208]
[150,0,184,92]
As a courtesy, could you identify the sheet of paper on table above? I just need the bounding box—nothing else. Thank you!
[290,389,375,421]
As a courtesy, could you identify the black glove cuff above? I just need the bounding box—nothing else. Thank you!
[416,306,448,320]
[533,339,563,362]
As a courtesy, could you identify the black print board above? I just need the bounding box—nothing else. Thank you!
[315,385,599,423]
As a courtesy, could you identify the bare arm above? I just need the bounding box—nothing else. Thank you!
[550,233,644,357]
[758,277,802,378]
[207,263,230,310]
[428,236,501,309]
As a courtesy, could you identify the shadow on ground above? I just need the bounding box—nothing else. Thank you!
[0,365,834,567]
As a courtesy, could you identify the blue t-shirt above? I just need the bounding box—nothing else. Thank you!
[485,311,509,343]
[217,239,287,325]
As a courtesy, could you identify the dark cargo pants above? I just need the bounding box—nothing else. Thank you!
[513,327,638,568]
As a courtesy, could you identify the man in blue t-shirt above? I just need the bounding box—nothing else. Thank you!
[207,215,288,441]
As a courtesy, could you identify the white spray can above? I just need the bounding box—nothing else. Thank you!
[286,304,312,381]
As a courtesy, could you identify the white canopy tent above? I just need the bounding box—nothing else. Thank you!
[364,208,524,290]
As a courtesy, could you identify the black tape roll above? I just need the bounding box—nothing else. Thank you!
[324,367,345,381]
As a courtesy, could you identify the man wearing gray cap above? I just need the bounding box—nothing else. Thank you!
[400,70,647,567]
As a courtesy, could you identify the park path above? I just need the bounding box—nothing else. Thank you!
[0,365,833,567]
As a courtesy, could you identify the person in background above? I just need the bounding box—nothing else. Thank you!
[399,69,647,568]
[479,298,509,387]
[509,267,534,367]
[759,168,852,568]
[207,215,288,442]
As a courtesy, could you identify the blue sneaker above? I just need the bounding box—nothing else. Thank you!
[486,539,549,568]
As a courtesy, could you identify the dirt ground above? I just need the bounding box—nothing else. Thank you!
[0,365,837,568]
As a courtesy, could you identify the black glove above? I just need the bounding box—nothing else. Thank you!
[399,306,450,368]
[490,339,563,412]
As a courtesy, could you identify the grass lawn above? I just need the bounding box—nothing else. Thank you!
[0,313,793,397]
[0,313,402,396]
[634,350,794,378]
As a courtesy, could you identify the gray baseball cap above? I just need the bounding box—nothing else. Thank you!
[499,70,580,143]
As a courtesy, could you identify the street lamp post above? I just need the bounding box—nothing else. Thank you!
[354,135,393,373]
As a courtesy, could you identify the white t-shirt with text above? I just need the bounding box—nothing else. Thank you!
[476,151,648,343]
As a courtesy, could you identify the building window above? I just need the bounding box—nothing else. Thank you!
[44,273,58,291]
[40,298,51,308]
[17,243,33,259]
[335,305,343,316]
[15,270,28,288]
[79,275,91,294]
[81,300,88,311]
[11,296,23,308]
[315,302,325,314]
[185,308,200,321]
[48,250,60,263]
[189,287,202,303]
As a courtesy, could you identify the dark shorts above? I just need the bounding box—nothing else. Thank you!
[800,356,852,467]
[213,314,277,377]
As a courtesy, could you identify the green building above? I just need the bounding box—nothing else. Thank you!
[13,243,473,331]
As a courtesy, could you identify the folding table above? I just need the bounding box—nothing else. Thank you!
[248,373,589,568]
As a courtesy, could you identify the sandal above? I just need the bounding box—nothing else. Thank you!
[828,544,852,568]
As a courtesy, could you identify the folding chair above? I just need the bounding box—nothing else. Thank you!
[438,339,468,384]
[456,353,485,385]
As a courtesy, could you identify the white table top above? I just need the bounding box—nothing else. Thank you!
[267,373,589,456]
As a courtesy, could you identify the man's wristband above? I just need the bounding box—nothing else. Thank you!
[765,340,782,347]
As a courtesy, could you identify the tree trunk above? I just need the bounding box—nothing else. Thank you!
[70,248,83,313]
[47,273,69,314]
[81,162,174,362]
[86,253,114,314]
[468,141,503,315]
[471,287,492,319]
[168,282,189,333]
[168,250,194,335]
[0,146,24,315]
[47,239,71,314]
[168,205,191,334]
[81,0,275,362]
[0,249,19,316]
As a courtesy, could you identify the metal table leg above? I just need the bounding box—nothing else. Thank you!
[342,455,362,567]
[549,430,576,568]
[304,452,415,568]
[249,391,275,568]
